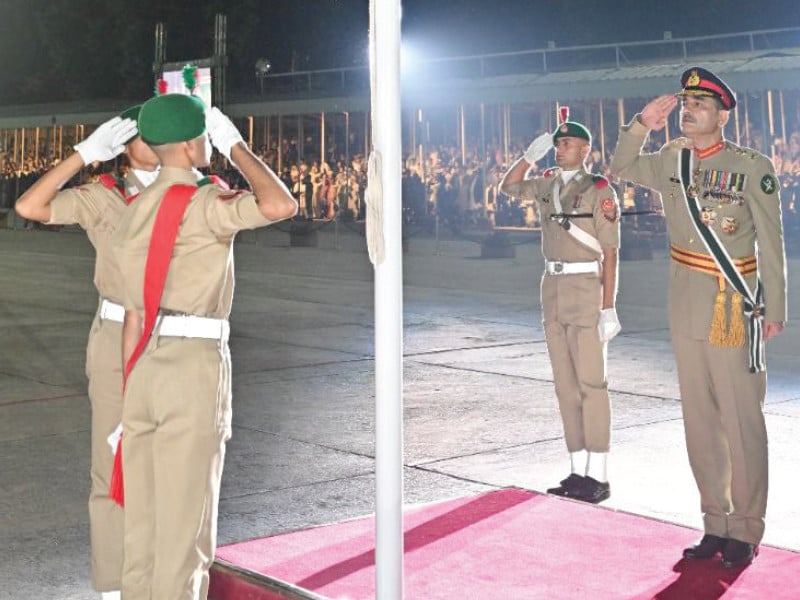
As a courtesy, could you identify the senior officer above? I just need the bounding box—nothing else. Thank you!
[501,112,621,504]
[112,93,297,600]
[609,67,787,568]
[15,107,155,600]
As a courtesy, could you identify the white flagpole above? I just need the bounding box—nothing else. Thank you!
[368,0,404,598]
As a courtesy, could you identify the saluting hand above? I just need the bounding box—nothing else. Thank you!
[205,107,244,163]
[74,116,138,165]
[523,132,554,164]
[639,94,678,131]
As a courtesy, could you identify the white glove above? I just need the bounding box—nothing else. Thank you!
[523,132,554,164]
[598,308,622,342]
[107,423,123,455]
[205,107,244,162]
[74,117,137,164]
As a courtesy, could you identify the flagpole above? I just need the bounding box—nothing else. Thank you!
[369,0,404,599]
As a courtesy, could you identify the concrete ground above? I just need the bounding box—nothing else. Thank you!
[0,223,798,600]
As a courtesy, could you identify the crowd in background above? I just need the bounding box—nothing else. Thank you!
[2,127,799,247]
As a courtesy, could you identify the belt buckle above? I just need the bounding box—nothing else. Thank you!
[552,261,564,274]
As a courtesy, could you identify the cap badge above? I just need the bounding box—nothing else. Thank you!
[686,70,701,87]
[560,124,568,133]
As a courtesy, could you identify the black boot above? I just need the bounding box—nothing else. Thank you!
[722,539,757,568]
[546,474,586,498]
[683,534,727,560]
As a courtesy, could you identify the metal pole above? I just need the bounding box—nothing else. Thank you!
[762,93,772,159]
[416,109,424,181]
[298,115,304,163]
[365,110,370,158]
[598,99,606,162]
[734,103,741,145]
[320,112,326,164]
[767,90,776,159]
[459,105,466,166]
[744,94,751,147]
[779,90,787,143]
[370,0,404,597]
[503,104,510,167]
[277,115,283,174]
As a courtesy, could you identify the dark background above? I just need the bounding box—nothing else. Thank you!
[0,0,798,105]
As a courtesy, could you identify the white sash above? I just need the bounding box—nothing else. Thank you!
[552,176,603,255]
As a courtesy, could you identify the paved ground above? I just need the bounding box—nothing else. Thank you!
[0,223,798,600]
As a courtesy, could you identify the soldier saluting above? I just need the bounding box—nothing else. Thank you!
[610,67,787,568]
[501,108,621,504]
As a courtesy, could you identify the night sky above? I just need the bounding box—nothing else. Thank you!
[0,0,798,105]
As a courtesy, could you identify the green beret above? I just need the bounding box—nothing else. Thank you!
[552,121,592,145]
[139,94,206,145]
[119,104,142,122]
[118,104,142,144]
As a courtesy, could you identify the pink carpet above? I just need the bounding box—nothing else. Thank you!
[209,488,800,600]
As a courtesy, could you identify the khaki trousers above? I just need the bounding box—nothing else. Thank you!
[86,313,125,591]
[543,319,611,453]
[672,333,768,545]
[121,333,232,600]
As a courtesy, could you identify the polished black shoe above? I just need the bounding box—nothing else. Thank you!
[722,539,757,568]
[546,474,586,498]
[682,534,727,560]
[574,476,610,504]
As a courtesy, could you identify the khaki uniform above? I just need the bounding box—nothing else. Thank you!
[610,118,787,544]
[111,166,274,600]
[45,170,146,591]
[504,166,620,452]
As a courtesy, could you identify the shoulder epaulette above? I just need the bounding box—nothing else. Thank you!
[98,173,126,197]
[726,142,765,161]
[197,174,231,190]
[666,137,692,150]
[591,174,609,189]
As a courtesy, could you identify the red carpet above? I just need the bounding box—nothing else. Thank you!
[209,489,800,600]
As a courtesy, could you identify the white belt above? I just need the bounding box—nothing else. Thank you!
[157,314,230,341]
[545,260,599,276]
[99,299,125,322]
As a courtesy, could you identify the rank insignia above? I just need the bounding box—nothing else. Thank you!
[720,216,738,234]
[601,197,618,222]
[701,206,717,226]
[760,174,777,194]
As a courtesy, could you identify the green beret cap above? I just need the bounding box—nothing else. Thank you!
[118,104,142,144]
[119,104,142,122]
[552,121,592,145]
[139,94,206,145]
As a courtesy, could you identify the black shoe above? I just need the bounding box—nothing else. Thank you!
[722,539,757,568]
[546,474,586,498]
[574,476,610,504]
[683,534,727,560]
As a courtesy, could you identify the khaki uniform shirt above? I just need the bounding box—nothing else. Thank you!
[610,119,787,339]
[47,171,147,304]
[112,166,273,318]
[504,165,620,326]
